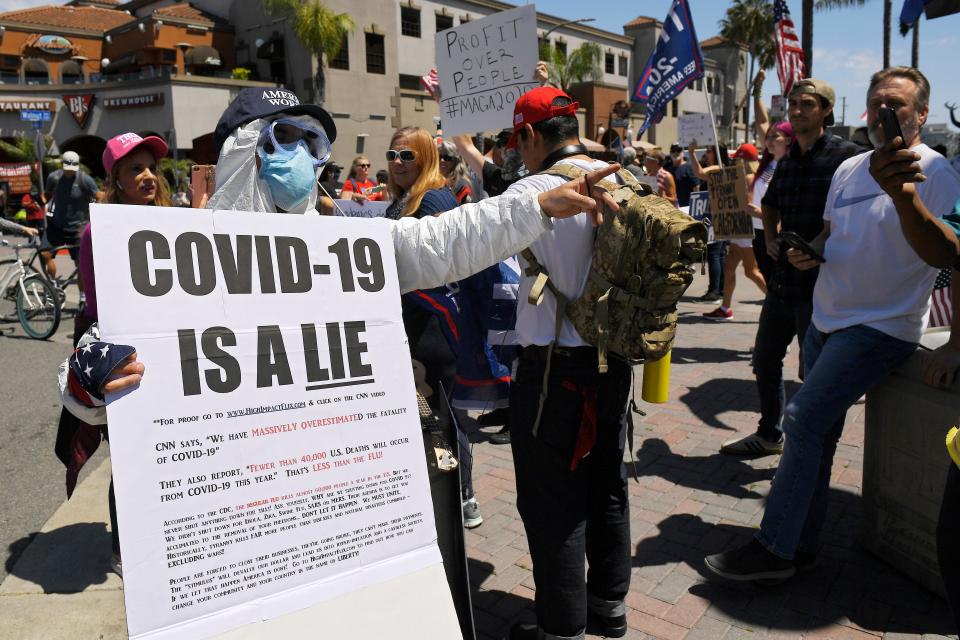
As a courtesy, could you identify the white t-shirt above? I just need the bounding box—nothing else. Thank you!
[750,160,777,231]
[506,158,615,347]
[813,144,960,343]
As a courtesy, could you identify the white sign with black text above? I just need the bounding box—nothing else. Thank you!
[678,113,717,147]
[434,5,539,137]
[92,205,459,639]
[332,199,390,218]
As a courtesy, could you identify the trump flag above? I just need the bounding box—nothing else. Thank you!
[631,0,705,135]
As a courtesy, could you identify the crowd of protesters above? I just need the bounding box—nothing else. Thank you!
[2,58,959,640]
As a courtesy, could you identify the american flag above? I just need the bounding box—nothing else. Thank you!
[421,68,439,100]
[68,340,137,404]
[774,0,805,97]
[929,268,953,328]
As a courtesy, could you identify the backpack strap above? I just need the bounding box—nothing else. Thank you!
[520,247,568,437]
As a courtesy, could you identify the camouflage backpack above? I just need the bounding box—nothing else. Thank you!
[523,164,707,373]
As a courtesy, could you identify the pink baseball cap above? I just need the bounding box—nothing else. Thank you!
[102,132,168,174]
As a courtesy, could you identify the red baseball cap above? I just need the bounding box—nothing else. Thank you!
[506,86,579,149]
[732,143,759,161]
[102,132,168,174]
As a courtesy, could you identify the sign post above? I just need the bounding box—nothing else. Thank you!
[92,206,461,639]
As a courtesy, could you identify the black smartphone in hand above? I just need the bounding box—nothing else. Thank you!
[780,231,826,263]
[877,106,905,149]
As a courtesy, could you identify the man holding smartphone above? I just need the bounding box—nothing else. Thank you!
[706,67,960,582]
[720,78,861,456]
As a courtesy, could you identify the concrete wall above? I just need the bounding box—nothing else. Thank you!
[861,348,959,598]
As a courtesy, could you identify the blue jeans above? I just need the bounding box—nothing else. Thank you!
[756,324,917,559]
[752,293,813,441]
[706,241,727,295]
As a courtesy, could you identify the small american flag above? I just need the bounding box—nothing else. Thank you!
[421,68,439,100]
[774,0,805,97]
[929,268,953,328]
[68,341,137,404]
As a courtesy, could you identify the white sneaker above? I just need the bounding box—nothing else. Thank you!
[720,433,783,456]
[462,498,483,529]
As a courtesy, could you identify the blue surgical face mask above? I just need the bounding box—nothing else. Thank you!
[258,141,318,211]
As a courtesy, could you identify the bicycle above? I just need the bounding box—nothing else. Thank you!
[26,240,80,311]
[0,236,62,339]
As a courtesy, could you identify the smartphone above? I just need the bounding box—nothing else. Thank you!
[190,165,216,208]
[877,106,905,149]
[780,231,826,264]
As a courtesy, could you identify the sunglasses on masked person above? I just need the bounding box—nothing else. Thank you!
[258,118,332,167]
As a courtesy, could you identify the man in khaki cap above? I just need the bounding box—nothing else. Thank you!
[717,78,862,460]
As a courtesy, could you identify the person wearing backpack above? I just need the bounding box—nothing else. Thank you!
[496,86,706,640]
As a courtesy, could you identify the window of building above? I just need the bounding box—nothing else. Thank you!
[330,37,349,70]
[22,58,49,85]
[60,60,83,84]
[671,100,678,118]
[399,74,422,90]
[618,55,628,77]
[401,6,421,38]
[605,53,614,74]
[365,33,385,74]
[460,14,470,24]
[695,78,702,91]
[555,41,566,60]
[436,13,453,32]
[415,96,424,111]
[743,107,749,125]
[706,76,713,94]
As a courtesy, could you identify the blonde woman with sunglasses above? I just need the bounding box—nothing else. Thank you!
[340,155,384,202]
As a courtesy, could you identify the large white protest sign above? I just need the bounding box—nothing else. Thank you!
[435,5,539,137]
[678,113,716,147]
[92,205,460,639]
[332,199,390,218]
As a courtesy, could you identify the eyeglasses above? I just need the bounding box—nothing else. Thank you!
[439,154,455,162]
[356,163,371,168]
[386,149,416,163]
[258,118,331,167]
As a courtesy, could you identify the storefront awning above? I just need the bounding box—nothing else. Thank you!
[185,46,221,67]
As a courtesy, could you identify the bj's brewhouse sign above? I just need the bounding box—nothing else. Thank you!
[103,93,164,109]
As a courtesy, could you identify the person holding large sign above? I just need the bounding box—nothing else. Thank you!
[59,87,622,639]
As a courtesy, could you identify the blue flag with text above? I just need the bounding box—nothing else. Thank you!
[631,0,705,135]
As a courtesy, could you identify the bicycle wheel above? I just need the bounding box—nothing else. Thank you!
[0,259,22,323]
[17,275,61,340]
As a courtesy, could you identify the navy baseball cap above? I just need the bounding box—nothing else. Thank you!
[213,87,337,151]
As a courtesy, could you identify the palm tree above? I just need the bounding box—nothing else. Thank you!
[262,0,355,105]
[538,42,602,94]
[802,0,813,75]
[719,0,776,141]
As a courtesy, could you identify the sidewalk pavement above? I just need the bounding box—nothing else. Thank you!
[1,272,955,639]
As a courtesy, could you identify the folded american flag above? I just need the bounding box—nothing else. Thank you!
[68,341,137,403]
[930,267,953,328]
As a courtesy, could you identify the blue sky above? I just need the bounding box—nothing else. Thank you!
[530,0,959,126]
[1,0,956,125]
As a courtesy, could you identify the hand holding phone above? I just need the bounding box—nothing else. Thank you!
[869,107,925,199]
[877,106,905,150]
[780,231,826,264]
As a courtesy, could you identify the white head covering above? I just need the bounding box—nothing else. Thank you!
[206,114,322,215]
